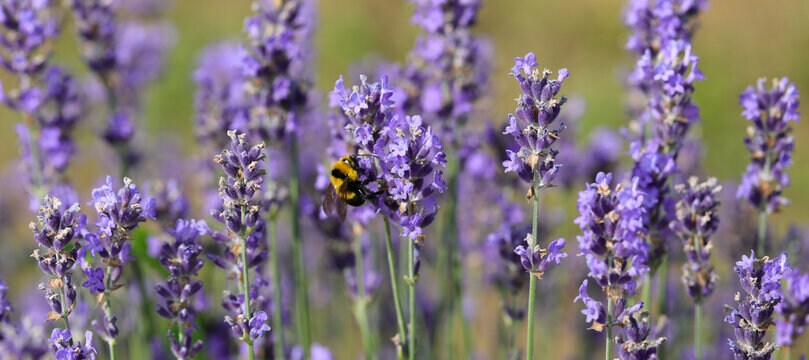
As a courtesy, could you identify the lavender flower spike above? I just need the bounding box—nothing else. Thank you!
[49,328,98,360]
[726,251,791,359]
[737,77,800,214]
[155,219,207,359]
[672,177,720,303]
[208,130,270,355]
[30,196,84,325]
[513,236,566,279]
[776,271,809,347]
[502,52,568,188]
[81,176,155,356]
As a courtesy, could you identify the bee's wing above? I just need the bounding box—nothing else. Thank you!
[323,184,337,216]
[336,197,348,222]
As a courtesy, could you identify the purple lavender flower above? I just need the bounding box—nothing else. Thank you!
[146,179,190,230]
[0,277,11,334]
[671,177,720,303]
[81,176,155,348]
[737,77,800,214]
[378,114,447,243]
[242,0,312,141]
[48,328,98,360]
[631,40,704,153]
[726,251,791,359]
[207,130,270,347]
[513,237,566,279]
[775,271,809,347]
[0,0,83,205]
[624,0,707,56]
[0,0,59,78]
[155,219,207,360]
[401,0,489,142]
[615,306,666,359]
[330,74,396,155]
[576,172,649,298]
[29,196,84,323]
[502,53,569,188]
[193,42,251,153]
[70,0,116,74]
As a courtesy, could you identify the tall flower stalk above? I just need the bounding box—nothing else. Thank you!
[242,0,314,354]
[575,172,665,359]
[624,0,707,321]
[330,74,408,355]
[502,52,568,360]
[726,252,791,359]
[737,78,800,255]
[30,195,99,359]
[401,1,488,351]
[155,219,208,360]
[80,176,155,360]
[207,131,271,359]
[671,177,721,360]
[0,0,83,207]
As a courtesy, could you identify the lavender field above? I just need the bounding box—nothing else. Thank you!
[0,0,807,359]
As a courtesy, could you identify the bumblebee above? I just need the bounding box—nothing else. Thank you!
[323,155,378,221]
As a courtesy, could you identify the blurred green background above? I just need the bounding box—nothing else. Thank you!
[1,0,808,358]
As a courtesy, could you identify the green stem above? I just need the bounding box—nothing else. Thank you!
[384,218,408,359]
[655,254,668,316]
[239,220,256,360]
[641,274,652,312]
[695,303,702,360]
[103,265,116,360]
[783,346,792,360]
[353,227,376,360]
[407,234,417,360]
[289,137,311,358]
[757,211,767,255]
[606,297,613,360]
[268,218,286,360]
[525,183,540,360]
[441,155,460,359]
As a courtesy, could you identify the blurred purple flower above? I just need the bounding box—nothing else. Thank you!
[671,177,720,303]
[0,0,58,77]
[737,77,800,214]
[776,271,809,347]
[242,0,313,141]
[146,179,190,230]
[624,0,707,56]
[401,0,489,143]
[155,219,207,359]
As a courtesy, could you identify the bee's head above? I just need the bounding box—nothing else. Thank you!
[340,155,357,167]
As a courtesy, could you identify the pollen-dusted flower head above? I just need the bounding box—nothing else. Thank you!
[672,177,720,303]
[378,114,447,241]
[89,176,157,234]
[726,251,791,359]
[576,172,649,297]
[737,77,800,214]
[330,74,397,150]
[776,271,809,347]
[502,52,569,187]
[212,130,267,234]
